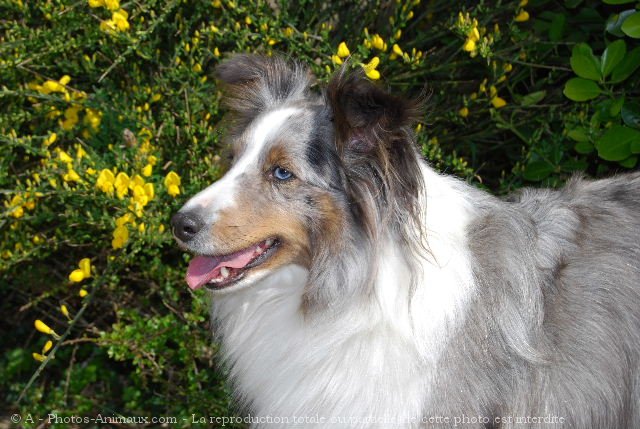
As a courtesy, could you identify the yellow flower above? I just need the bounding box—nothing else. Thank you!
[112,9,129,31]
[32,353,46,362]
[84,108,102,130]
[61,106,81,131]
[44,132,57,146]
[76,145,88,160]
[69,258,91,282]
[504,63,513,73]
[392,44,403,56]
[79,258,91,277]
[42,340,53,354]
[115,172,130,199]
[35,320,60,339]
[520,0,528,6]
[60,305,70,319]
[144,183,154,200]
[128,174,145,190]
[79,289,88,298]
[100,19,116,33]
[361,57,381,80]
[88,0,105,7]
[69,269,84,282]
[132,185,149,207]
[96,169,115,195]
[63,167,81,183]
[468,27,480,42]
[164,171,181,197]
[459,107,469,118]
[213,47,221,57]
[491,96,507,108]
[142,164,153,177]
[463,38,476,52]
[284,27,294,37]
[331,54,343,65]
[40,80,65,94]
[104,0,119,11]
[371,34,386,51]
[515,10,529,22]
[116,212,134,227]
[489,85,498,98]
[58,150,73,164]
[147,155,158,166]
[337,42,350,58]
[112,225,129,249]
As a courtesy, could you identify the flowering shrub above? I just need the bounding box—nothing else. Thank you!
[1,0,638,426]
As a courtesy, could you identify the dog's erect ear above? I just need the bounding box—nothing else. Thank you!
[326,68,421,155]
[215,54,313,118]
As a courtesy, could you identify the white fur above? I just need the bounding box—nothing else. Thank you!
[182,107,300,221]
[209,161,477,428]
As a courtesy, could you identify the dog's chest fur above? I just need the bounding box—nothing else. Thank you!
[210,165,480,425]
[209,168,640,428]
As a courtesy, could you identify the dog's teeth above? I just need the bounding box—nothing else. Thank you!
[264,238,274,247]
[221,266,230,278]
[255,246,263,255]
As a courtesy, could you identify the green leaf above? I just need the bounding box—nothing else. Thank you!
[595,125,640,161]
[632,140,640,154]
[601,40,626,77]
[622,102,640,130]
[549,14,566,42]
[563,78,602,101]
[520,90,546,106]
[603,0,635,3]
[619,156,638,168]
[621,11,640,38]
[523,160,554,181]
[610,47,640,83]
[570,43,602,80]
[564,0,582,7]
[610,97,625,117]
[567,127,589,142]
[561,158,588,171]
[574,141,595,154]
[606,10,637,37]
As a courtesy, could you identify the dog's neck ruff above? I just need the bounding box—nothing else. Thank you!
[209,161,477,426]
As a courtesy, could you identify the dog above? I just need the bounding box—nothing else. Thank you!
[171,54,640,428]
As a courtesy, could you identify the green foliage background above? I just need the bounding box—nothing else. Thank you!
[1,0,639,427]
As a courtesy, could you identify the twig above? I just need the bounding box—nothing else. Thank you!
[16,275,101,404]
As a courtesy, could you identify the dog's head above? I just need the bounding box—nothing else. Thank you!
[172,54,423,305]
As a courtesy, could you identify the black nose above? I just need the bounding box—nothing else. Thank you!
[171,211,204,242]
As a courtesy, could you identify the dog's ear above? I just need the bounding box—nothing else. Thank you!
[326,68,421,156]
[215,54,313,118]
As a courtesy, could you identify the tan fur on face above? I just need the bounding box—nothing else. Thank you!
[203,144,312,273]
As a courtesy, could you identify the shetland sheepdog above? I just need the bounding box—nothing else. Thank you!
[172,54,640,428]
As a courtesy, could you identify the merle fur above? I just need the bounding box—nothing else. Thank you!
[207,54,640,427]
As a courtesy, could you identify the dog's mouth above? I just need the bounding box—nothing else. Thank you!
[185,238,280,291]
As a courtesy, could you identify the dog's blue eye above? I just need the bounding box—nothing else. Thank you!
[273,166,293,181]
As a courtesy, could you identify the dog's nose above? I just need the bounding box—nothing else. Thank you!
[171,211,204,242]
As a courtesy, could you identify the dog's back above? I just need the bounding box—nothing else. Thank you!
[433,173,640,428]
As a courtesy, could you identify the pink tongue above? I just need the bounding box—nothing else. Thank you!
[185,246,258,290]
